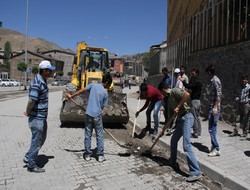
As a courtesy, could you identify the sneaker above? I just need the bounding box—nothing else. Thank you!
[153,130,158,136]
[186,174,202,182]
[23,157,28,164]
[207,149,221,157]
[229,130,238,137]
[84,154,91,161]
[98,156,106,162]
[240,133,247,137]
[27,165,45,173]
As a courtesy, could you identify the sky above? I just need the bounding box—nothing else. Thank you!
[1,0,167,56]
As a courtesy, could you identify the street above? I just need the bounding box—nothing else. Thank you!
[0,88,213,190]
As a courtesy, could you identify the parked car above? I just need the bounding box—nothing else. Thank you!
[1,79,12,87]
[10,79,21,86]
[51,79,63,86]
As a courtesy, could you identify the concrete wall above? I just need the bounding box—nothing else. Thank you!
[147,41,250,124]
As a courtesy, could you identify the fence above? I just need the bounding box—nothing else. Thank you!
[164,0,250,70]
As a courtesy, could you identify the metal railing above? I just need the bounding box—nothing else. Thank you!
[190,0,250,52]
[165,0,250,70]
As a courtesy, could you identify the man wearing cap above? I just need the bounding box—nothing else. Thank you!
[23,60,55,173]
[173,68,184,90]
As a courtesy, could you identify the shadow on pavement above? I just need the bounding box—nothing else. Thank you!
[244,151,250,157]
[222,130,233,134]
[191,142,210,153]
[64,149,84,152]
[37,155,54,167]
[142,154,189,177]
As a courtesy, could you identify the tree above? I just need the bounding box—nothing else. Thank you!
[32,66,38,75]
[67,71,73,77]
[57,71,64,77]
[17,62,27,84]
[3,41,12,75]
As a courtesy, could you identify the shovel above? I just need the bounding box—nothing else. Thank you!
[142,113,177,155]
[132,98,140,138]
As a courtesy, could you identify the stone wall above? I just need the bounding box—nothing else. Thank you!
[147,41,250,124]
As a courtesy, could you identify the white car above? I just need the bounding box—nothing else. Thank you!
[10,79,20,86]
[1,79,12,87]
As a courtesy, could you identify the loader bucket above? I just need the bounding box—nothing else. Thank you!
[60,91,129,125]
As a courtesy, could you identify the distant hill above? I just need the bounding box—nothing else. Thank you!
[0,28,74,53]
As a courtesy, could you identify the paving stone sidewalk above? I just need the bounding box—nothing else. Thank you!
[124,86,250,190]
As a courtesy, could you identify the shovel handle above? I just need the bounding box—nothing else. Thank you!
[149,113,177,152]
[132,98,140,138]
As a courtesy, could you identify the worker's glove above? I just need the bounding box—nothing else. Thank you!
[235,97,240,102]
[135,111,140,118]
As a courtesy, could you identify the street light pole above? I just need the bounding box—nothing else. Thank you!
[24,0,29,90]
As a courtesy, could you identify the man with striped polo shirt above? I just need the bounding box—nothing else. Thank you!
[23,60,55,173]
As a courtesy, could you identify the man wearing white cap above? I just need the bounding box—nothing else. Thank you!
[174,68,184,90]
[23,60,55,173]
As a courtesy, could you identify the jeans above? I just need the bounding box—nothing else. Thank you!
[146,100,162,132]
[170,112,201,176]
[208,105,220,151]
[191,99,202,136]
[25,117,47,168]
[85,114,104,156]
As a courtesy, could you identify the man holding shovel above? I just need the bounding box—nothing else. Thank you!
[66,74,112,162]
[159,85,202,182]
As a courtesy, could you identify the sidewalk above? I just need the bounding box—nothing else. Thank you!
[124,86,250,190]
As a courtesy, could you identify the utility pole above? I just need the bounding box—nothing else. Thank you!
[24,0,29,90]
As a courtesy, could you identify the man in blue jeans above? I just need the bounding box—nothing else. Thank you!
[205,64,222,157]
[160,86,202,182]
[66,74,112,162]
[23,60,55,173]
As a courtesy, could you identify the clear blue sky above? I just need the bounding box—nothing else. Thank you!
[1,0,167,56]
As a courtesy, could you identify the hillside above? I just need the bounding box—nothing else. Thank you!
[0,28,73,52]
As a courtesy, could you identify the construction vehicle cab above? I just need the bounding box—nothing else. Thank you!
[60,42,129,125]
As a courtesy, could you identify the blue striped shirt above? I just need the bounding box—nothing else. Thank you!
[28,74,49,119]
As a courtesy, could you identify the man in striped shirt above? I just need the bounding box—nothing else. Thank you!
[230,75,250,137]
[23,60,55,173]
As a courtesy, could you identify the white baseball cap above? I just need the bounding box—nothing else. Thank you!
[174,68,180,73]
[39,60,55,70]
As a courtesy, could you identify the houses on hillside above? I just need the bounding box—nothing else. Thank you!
[0,49,75,82]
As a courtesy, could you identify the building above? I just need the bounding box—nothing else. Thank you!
[10,50,63,82]
[42,50,75,77]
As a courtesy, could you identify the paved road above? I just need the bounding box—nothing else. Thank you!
[0,89,210,190]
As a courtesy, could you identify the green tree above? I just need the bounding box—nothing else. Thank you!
[32,66,38,75]
[3,41,12,74]
[17,62,27,84]
[67,71,73,77]
[57,71,64,77]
